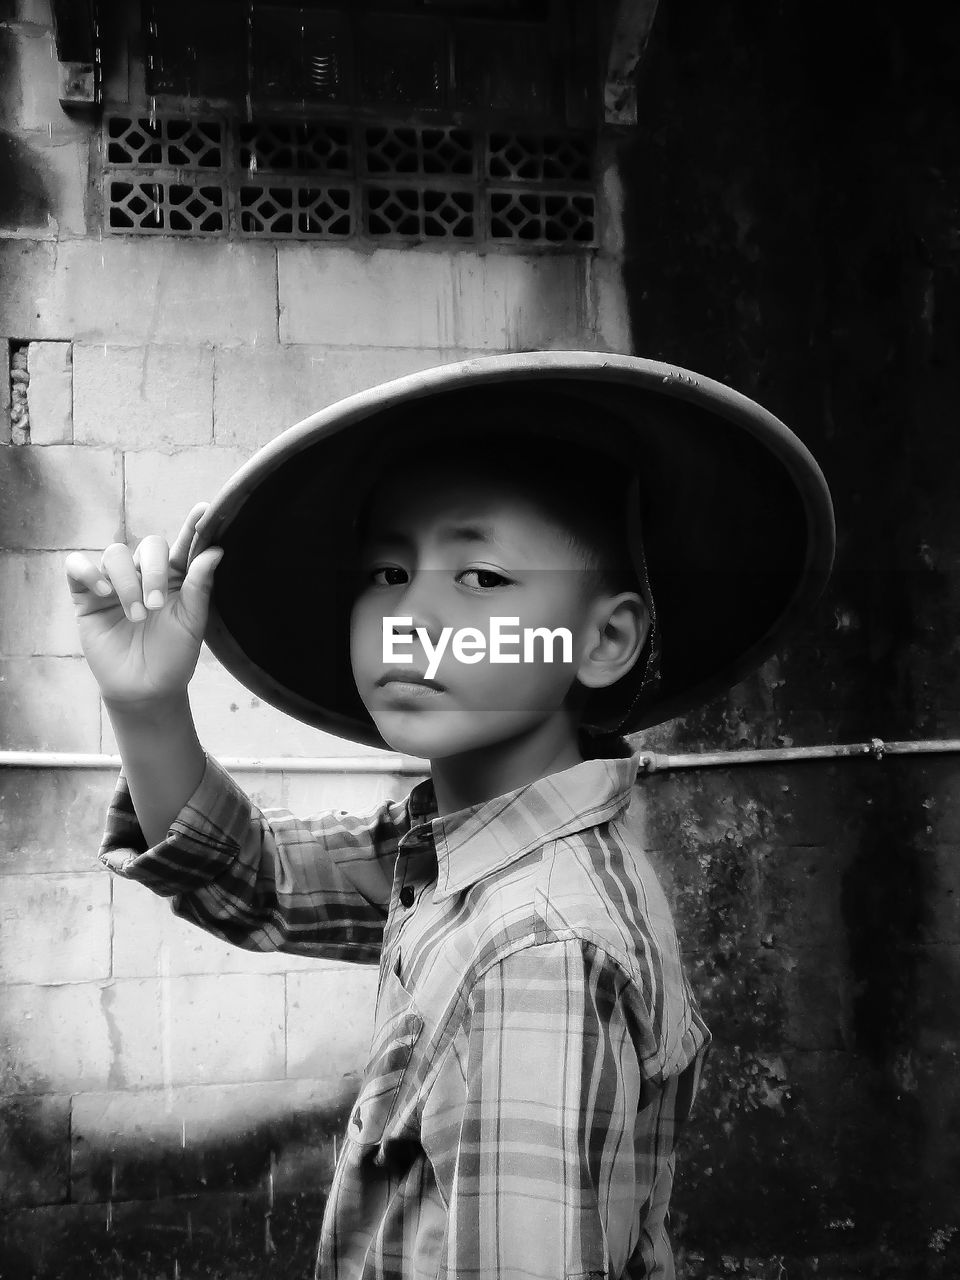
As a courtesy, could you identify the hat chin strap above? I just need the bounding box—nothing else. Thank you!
[583,472,663,737]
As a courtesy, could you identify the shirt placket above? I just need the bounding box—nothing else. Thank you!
[380,822,437,985]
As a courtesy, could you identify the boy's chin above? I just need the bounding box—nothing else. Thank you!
[372,716,479,762]
[369,707,528,761]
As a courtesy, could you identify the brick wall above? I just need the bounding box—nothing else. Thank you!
[0,3,633,1275]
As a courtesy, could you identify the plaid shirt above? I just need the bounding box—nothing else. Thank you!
[99,733,710,1280]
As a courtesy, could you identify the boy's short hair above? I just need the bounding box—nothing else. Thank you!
[445,425,641,603]
[355,410,642,606]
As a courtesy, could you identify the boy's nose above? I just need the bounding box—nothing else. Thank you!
[387,574,447,650]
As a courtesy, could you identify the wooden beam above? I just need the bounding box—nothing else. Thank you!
[604,0,660,125]
[50,0,97,63]
[50,0,99,111]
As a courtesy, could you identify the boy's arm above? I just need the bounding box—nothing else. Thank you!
[99,747,406,963]
[105,695,207,847]
[70,508,402,962]
[440,939,704,1279]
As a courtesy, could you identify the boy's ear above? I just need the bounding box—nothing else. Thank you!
[575,592,651,692]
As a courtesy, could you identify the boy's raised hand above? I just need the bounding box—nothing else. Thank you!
[64,502,224,709]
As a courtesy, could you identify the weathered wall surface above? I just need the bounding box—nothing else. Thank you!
[620,1,960,1276]
[0,3,634,1277]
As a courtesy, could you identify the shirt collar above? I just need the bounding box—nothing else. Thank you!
[401,734,642,903]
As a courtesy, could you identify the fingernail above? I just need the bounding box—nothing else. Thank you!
[129,603,147,622]
[145,590,164,610]
[94,580,113,597]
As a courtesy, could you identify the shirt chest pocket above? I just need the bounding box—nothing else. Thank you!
[347,966,424,1163]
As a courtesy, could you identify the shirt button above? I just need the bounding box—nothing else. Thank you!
[399,885,416,908]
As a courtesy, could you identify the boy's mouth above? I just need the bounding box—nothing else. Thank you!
[377,667,446,692]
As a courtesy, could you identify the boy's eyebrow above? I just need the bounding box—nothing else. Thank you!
[363,523,501,548]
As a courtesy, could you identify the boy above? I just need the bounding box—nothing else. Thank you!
[66,354,834,1279]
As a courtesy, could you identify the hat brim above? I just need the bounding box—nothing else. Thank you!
[189,352,836,747]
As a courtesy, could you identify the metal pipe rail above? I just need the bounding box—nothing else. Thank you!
[2,738,960,774]
[0,751,431,773]
[637,737,960,772]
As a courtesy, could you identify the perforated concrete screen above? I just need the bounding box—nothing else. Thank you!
[102,114,597,246]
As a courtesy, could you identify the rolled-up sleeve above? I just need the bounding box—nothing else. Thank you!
[97,751,408,962]
[442,939,684,1280]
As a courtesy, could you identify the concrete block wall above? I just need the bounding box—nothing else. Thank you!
[0,3,635,1273]
[0,239,630,760]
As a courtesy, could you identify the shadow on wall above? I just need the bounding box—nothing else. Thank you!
[0,131,49,231]
[0,1083,357,1279]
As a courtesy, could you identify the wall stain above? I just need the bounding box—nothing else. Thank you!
[0,132,49,230]
[620,0,960,1270]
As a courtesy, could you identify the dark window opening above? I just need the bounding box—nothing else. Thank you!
[105,2,600,248]
[142,0,595,127]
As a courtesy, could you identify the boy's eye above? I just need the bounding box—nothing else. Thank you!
[369,566,407,586]
[458,568,511,590]
[367,566,511,589]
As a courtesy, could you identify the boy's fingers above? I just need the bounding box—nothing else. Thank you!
[177,546,224,625]
[100,543,147,622]
[182,545,224,592]
[169,503,211,573]
[135,534,170,610]
[64,551,114,599]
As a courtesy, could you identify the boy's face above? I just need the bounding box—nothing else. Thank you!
[349,459,619,761]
